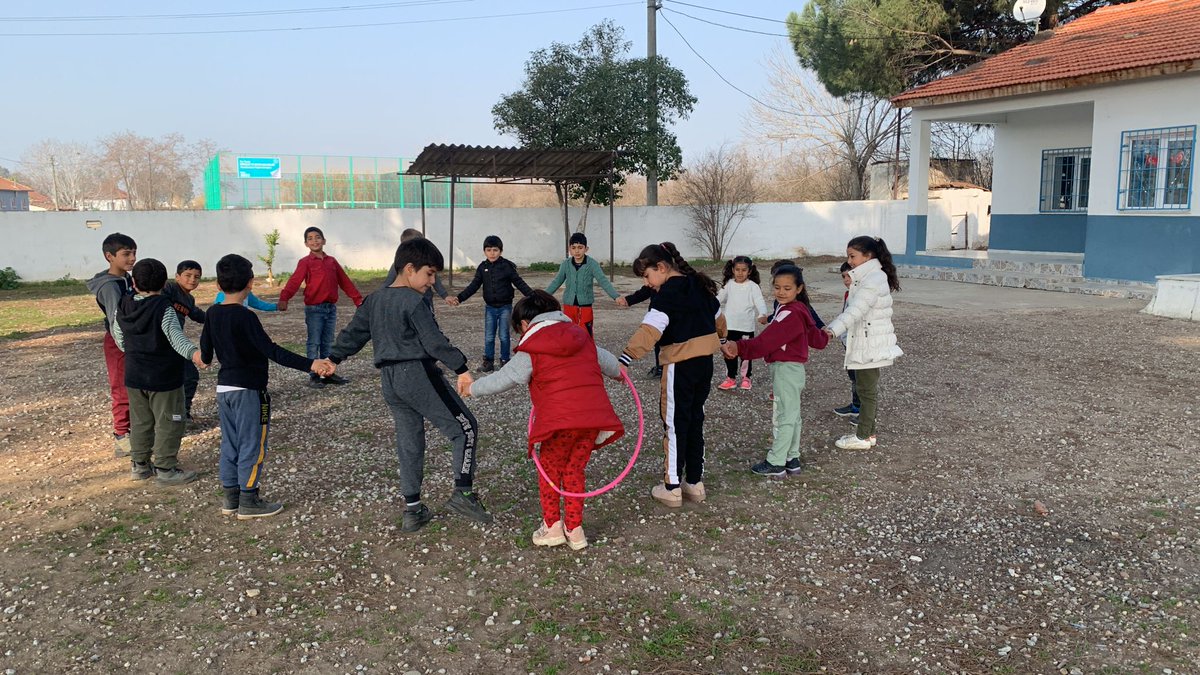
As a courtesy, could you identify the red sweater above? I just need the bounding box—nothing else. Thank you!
[521,321,624,453]
[279,253,363,307]
[737,300,829,364]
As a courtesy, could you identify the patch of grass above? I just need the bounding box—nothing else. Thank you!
[341,267,389,285]
[641,621,697,659]
[0,289,101,338]
[527,262,559,272]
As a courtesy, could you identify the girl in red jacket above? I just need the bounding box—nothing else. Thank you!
[467,291,624,550]
[721,265,829,478]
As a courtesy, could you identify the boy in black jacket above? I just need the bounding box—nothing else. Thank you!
[447,235,534,372]
[200,254,334,520]
[112,259,207,486]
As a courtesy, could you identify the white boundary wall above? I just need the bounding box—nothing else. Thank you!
[1,196,982,281]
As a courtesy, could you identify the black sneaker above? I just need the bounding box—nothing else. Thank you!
[323,374,350,385]
[833,404,860,418]
[308,377,326,389]
[750,460,786,478]
[155,467,199,486]
[237,492,284,520]
[848,414,859,426]
[479,359,495,373]
[130,460,154,481]
[499,359,509,368]
[444,491,493,524]
[784,458,804,477]
[647,365,663,378]
[221,487,240,515]
[401,504,433,533]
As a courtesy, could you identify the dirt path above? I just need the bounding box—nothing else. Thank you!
[1,270,1198,674]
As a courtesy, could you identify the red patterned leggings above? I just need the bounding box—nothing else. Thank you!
[537,428,597,530]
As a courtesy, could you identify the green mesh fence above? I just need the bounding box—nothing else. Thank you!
[203,152,472,210]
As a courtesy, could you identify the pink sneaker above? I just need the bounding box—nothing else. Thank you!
[739,378,752,391]
[565,525,588,550]
[718,377,737,390]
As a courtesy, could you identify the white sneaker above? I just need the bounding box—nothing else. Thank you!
[651,483,683,507]
[835,433,877,450]
[565,525,588,550]
[532,520,567,547]
[681,481,706,503]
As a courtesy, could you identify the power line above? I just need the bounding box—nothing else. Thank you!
[661,8,790,38]
[663,0,792,25]
[1,0,476,23]
[1,2,641,37]
[658,11,823,118]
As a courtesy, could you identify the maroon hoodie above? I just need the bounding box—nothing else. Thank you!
[736,300,829,364]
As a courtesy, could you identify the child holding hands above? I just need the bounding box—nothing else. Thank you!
[467,291,624,550]
[823,236,903,450]
[717,255,767,391]
[722,265,828,477]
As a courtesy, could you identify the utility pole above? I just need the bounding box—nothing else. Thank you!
[49,155,60,210]
[646,0,660,206]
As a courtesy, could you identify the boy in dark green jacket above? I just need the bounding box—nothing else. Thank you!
[544,233,619,337]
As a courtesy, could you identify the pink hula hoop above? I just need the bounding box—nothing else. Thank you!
[527,370,644,499]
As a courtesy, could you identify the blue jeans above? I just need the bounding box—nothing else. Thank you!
[483,304,512,361]
[304,303,337,371]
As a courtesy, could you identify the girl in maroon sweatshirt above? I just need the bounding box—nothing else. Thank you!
[721,265,828,478]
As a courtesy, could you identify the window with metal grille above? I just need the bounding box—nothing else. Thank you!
[1039,148,1091,212]
[1118,126,1195,211]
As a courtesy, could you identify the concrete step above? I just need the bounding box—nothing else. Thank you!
[898,265,1156,300]
[972,259,1084,277]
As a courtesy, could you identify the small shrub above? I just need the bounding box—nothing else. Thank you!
[0,267,20,290]
[528,262,559,272]
[258,229,281,286]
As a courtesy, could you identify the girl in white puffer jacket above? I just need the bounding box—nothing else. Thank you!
[824,237,903,450]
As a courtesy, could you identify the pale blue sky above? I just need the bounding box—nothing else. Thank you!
[0,0,804,167]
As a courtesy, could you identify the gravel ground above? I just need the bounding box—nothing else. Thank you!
[0,265,1198,674]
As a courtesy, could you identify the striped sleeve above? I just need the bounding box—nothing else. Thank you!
[160,307,199,360]
[620,308,668,365]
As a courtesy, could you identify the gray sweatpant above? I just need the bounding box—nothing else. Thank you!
[381,360,478,498]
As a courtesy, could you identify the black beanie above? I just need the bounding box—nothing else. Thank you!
[569,232,588,246]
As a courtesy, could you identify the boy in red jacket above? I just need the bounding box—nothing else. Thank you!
[278,227,363,389]
[467,290,624,551]
[722,265,828,478]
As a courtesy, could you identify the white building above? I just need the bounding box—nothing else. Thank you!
[893,0,1199,282]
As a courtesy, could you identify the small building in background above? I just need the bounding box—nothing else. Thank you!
[0,177,31,212]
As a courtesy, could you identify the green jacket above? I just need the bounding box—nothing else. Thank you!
[545,255,619,306]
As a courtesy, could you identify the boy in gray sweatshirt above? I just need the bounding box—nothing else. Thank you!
[330,238,490,533]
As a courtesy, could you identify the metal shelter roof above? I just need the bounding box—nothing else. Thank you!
[405,144,616,181]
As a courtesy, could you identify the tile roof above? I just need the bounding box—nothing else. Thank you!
[893,0,1200,106]
[0,177,32,192]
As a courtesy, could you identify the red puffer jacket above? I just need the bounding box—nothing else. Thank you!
[520,320,624,453]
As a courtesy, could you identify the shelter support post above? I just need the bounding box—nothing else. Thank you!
[449,177,456,287]
[420,178,427,235]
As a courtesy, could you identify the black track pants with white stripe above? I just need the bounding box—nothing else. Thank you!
[659,356,713,486]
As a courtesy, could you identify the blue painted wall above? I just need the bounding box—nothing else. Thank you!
[1084,215,1200,282]
[990,213,1088,253]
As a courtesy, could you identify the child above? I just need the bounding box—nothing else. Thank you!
[832,261,861,419]
[447,235,534,372]
[545,232,620,337]
[721,265,829,477]
[717,256,767,391]
[277,226,363,389]
[111,259,206,486]
[215,289,278,312]
[201,254,334,519]
[329,237,489,533]
[86,232,137,457]
[823,237,903,450]
[619,242,724,508]
[467,291,624,550]
[161,260,206,420]
[381,228,450,310]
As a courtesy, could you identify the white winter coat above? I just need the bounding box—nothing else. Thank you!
[826,258,903,370]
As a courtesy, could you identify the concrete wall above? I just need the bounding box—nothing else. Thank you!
[0,199,938,282]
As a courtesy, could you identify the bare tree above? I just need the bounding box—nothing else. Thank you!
[680,146,757,260]
[98,131,204,209]
[930,123,994,188]
[18,140,99,210]
[748,48,902,201]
